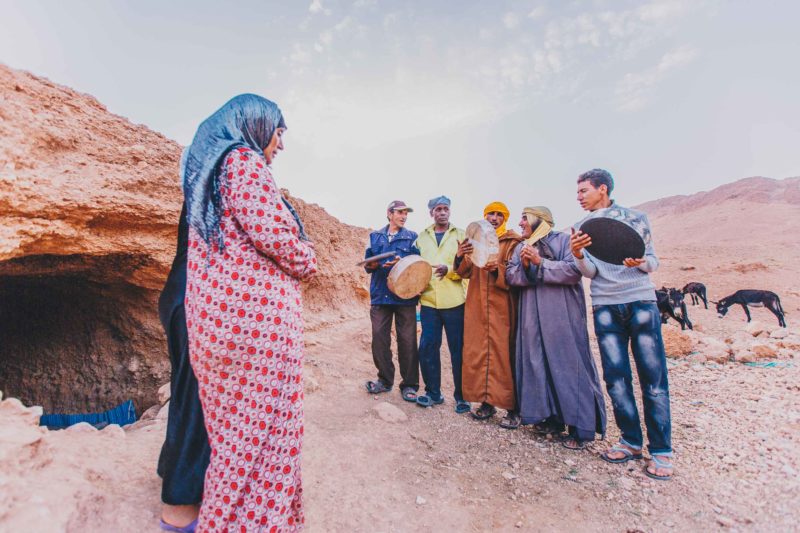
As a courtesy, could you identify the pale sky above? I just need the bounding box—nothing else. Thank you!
[2,0,798,231]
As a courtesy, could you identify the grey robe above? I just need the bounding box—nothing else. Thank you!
[505,231,606,438]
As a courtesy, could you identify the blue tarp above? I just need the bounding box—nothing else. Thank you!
[39,399,137,429]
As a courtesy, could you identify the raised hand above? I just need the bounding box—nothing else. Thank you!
[570,227,592,259]
[456,239,474,258]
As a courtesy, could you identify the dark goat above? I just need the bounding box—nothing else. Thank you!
[714,290,786,327]
[656,287,693,330]
[681,282,708,309]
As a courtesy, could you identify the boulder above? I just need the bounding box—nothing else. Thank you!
[751,343,777,359]
[661,327,694,357]
[372,402,408,423]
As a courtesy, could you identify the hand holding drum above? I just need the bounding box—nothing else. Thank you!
[465,219,499,269]
[387,255,433,299]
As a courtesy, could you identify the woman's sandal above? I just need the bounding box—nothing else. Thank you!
[470,403,497,420]
[365,380,391,394]
[644,455,674,481]
[600,443,643,464]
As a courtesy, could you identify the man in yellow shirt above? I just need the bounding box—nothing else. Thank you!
[414,195,469,413]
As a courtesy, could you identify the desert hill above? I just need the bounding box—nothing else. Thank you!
[0,64,798,532]
[634,176,800,312]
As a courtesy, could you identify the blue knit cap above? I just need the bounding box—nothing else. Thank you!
[427,195,451,211]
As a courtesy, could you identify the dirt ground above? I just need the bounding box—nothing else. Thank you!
[4,302,797,533]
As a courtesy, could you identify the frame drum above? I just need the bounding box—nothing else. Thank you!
[387,255,432,299]
[465,219,500,268]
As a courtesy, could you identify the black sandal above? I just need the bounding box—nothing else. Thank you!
[499,411,520,429]
[471,403,497,420]
[365,380,391,394]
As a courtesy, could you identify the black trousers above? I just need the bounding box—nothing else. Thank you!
[156,304,211,505]
[370,304,419,390]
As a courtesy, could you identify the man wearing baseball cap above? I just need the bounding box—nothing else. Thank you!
[363,200,421,403]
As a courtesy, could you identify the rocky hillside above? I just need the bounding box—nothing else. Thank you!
[635,176,800,310]
[0,63,368,413]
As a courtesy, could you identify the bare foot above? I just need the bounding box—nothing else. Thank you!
[162,504,200,528]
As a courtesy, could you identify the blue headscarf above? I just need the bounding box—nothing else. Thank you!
[181,93,306,248]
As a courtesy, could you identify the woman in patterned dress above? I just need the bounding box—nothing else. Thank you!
[181,94,317,532]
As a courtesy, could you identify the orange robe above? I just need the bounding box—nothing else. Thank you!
[456,230,522,410]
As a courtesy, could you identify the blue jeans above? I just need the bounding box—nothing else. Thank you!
[593,301,672,456]
[418,304,464,402]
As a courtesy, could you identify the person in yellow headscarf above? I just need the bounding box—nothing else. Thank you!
[454,201,523,427]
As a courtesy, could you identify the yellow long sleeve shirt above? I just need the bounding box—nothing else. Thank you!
[415,224,466,309]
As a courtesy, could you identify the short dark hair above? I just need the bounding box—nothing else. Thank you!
[577,168,614,195]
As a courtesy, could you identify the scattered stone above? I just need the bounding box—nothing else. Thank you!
[372,402,407,423]
[687,353,707,364]
[502,472,517,481]
[751,343,777,359]
[415,495,426,505]
[745,322,767,337]
[770,329,789,339]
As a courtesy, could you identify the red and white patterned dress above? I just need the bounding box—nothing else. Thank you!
[185,147,317,532]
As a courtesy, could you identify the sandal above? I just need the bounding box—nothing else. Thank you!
[532,422,563,436]
[416,394,444,408]
[562,437,588,450]
[401,387,418,402]
[644,455,674,481]
[471,403,497,420]
[600,443,643,464]
[365,380,391,394]
[455,400,471,414]
[499,411,521,429]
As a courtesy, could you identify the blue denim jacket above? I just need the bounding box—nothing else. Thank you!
[365,226,420,305]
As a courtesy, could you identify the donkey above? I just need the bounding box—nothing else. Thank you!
[657,287,693,330]
[681,282,708,309]
[714,290,786,327]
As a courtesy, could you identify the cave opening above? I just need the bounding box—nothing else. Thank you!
[0,254,168,415]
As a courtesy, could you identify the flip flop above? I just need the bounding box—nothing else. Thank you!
[644,455,674,481]
[365,380,391,394]
[401,387,418,402]
[160,519,198,533]
[600,443,643,464]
